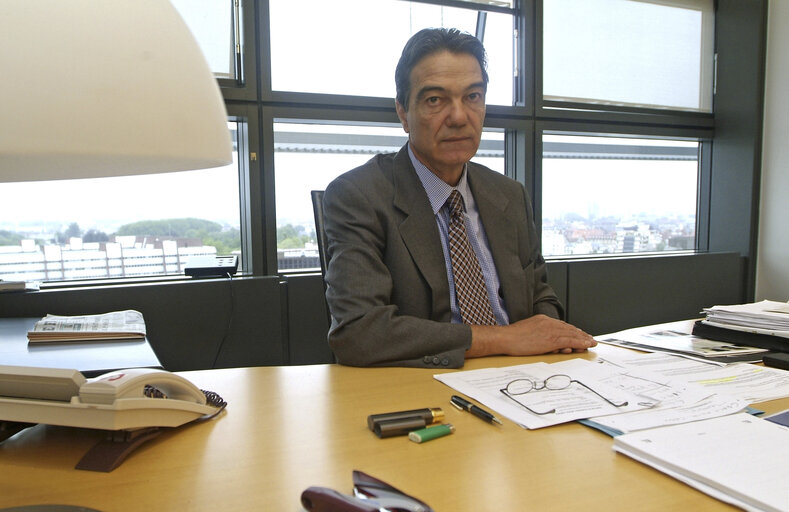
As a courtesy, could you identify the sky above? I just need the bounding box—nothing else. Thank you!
[0,159,240,233]
[0,0,704,236]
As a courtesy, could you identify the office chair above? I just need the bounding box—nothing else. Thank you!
[311,190,330,280]
[311,190,333,333]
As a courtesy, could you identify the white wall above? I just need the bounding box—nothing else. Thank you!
[756,0,789,301]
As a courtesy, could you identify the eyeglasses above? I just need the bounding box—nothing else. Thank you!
[499,374,628,415]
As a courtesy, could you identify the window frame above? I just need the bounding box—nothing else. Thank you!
[533,121,712,253]
[536,0,716,119]
[4,0,766,307]
[0,0,769,371]
[219,0,257,101]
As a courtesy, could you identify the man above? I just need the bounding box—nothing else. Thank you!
[323,28,595,368]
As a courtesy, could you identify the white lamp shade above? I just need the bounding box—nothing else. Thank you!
[0,0,233,182]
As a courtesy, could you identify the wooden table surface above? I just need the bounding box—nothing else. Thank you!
[1,343,784,511]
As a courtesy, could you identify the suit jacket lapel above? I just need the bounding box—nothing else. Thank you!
[391,147,452,317]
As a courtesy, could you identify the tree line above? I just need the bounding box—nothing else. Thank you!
[2,219,316,254]
[2,219,240,256]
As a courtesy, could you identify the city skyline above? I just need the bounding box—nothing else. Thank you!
[1,152,696,240]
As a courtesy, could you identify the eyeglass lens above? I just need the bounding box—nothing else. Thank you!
[506,374,572,395]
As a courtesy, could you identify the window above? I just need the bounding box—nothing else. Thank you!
[0,123,243,282]
[171,0,241,81]
[541,133,699,257]
[273,122,505,272]
[269,0,515,105]
[542,0,715,112]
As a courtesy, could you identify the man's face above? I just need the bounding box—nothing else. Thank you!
[396,50,486,184]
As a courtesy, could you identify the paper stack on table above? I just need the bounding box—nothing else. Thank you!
[703,300,789,338]
[596,321,767,365]
[614,413,789,512]
[27,310,147,343]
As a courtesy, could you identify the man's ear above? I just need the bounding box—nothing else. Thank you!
[395,100,409,133]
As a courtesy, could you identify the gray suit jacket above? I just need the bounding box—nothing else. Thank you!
[323,145,562,368]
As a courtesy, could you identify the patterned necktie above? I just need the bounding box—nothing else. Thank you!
[446,190,497,325]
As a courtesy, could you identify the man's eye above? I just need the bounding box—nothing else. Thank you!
[468,92,482,102]
[426,96,441,105]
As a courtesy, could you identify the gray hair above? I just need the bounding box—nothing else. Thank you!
[395,27,488,110]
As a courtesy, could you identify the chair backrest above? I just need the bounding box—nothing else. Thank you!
[311,190,329,279]
[311,190,334,335]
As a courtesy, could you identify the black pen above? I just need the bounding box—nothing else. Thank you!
[450,395,503,425]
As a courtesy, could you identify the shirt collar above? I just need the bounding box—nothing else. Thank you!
[408,144,471,215]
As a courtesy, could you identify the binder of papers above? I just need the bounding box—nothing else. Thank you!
[614,414,789,512]
[702,300,789,338]
[694,300,789,353]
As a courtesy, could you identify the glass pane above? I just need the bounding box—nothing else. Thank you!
[274,122,505,272]
[269,0,514,105]
[171,0,237,80]
[541,134,698,257]
[0,123,242,282]
[543,0,714,112]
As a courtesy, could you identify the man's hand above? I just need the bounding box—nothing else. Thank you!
[467,314,596,358]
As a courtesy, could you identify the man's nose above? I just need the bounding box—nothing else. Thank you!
[445,98,469,126]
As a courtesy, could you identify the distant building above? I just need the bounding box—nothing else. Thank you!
[616,222,656,253]
[0,237,219,281]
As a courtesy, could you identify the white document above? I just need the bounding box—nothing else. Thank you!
[600,351,789,403]
[556,357,747,434]
[614,413,789,512]
[434,360,653,429]
[597,324,767,362]
[588,393,748,434]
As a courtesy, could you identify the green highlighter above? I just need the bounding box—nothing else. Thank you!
[408,424,455,443]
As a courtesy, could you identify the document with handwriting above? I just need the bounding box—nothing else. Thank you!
[434,360,654,429]
[598,351,789,403]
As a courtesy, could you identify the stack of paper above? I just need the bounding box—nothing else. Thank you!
[434,359,656,430]
[614,414,789,512]
[703,300,789,338]
[596,322,767,364]
[27,310,146,343]
[435,353,789,433]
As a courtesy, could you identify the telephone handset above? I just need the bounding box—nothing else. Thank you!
[0,365,226,431]
[79,368,209,405]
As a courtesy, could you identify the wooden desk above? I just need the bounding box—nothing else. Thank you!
[0,317,162,377]
[0,344,785,511]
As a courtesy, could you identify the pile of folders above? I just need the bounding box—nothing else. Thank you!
[692,300,789,353]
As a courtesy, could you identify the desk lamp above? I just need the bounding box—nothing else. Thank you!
[0,0,232,182]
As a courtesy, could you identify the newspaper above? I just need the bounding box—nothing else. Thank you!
[27,310,146,343]
[596,325,767,364]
